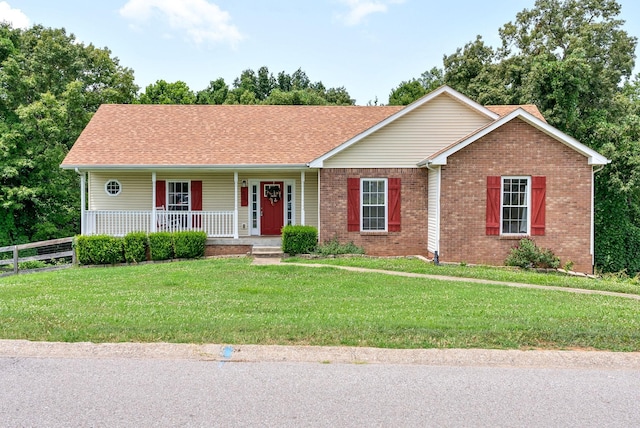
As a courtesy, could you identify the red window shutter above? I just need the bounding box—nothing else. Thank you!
[191,181,203,211]
[347,178,360,232]
[531,176,546,236]
[240,187,249,207]
[155,180,166,209]
[486,176,501,235]
[388,178,401,232]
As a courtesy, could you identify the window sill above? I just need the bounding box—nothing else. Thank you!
[499,235,529,240]
[360,231,388,236]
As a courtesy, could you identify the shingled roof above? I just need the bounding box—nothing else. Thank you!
[61,97,547,169]
[61,104,404,168]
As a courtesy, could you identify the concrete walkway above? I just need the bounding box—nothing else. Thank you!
[282,261,640,301]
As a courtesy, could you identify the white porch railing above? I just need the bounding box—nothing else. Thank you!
[85,210,235,237]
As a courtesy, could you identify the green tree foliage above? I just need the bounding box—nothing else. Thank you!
[195,78,229,105]
[0,24,138,246]
[389,67,444,105]
[388,0,639,273]
[138,79,196,104]
[197,66,355,106]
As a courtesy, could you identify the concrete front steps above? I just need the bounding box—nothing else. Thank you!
[251,246,285,258]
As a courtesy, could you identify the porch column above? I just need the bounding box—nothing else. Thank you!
[234,172,239,239]
[80,171,86,235]
[151,172,157,232]
[300,171,306,225]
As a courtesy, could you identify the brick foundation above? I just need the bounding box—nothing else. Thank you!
[320,168,429,256]
[205,245,252,257]
[439,118,593,272]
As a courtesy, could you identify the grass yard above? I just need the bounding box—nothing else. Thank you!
[0,257,638,351]
[285,256,640,296]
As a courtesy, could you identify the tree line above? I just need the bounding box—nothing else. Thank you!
[138,67,354,106]
[1,0,639,273]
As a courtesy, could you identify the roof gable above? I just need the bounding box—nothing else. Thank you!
[486,104,546,122]
[421,108,610,166]
[308,86,499,167]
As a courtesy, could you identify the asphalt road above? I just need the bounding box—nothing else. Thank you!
[1,346,639,427]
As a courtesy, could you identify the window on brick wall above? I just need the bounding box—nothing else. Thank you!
[486,176,545,236]
[502,177,529,234]
[362,178,387,231]
[348,177,401,233]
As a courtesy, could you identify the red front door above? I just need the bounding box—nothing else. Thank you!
[261,181,284,235]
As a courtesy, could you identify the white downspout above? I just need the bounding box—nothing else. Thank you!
[301,171,306,225]
[591,165,605,271]
[234,172,239,239]
[152,172,157,232]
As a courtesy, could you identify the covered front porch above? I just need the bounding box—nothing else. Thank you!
[79,169,319,238]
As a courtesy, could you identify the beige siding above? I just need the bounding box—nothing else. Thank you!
[324,94,492,168]
[155,172,236,212]
[427,167,440,253]
[89,172,151,210]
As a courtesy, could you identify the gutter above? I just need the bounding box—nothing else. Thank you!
[591,164,606,273]
[61,164,311,171]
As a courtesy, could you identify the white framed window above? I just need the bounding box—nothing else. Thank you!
[105,179,121,196]
[286,182,295,226]
[361,178,387,231]
[168,181,190,211]
[251,184,259,233]
[502,177,530,235]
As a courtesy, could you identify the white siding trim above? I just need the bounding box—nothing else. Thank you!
[427,167,441,254]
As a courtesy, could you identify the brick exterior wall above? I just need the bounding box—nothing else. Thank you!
[439,118,593,272]
[320,168,429,256]
[205,245,252,257]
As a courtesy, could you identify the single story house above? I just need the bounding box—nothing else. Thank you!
[61,86,609,272]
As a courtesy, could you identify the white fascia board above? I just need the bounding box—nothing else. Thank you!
[425,109,611,166]
[308,85,500,168]
[60,164,311,172]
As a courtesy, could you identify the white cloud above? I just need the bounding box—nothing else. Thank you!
[0,1,30,29]
[337,0,404,26]
[119,0,244,47]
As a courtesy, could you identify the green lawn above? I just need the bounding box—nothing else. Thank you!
[285,256,640,295]
[0,257,638,351]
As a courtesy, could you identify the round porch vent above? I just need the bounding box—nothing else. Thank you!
[105,179,122,196]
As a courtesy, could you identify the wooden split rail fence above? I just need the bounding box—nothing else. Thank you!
[0,237,75,276]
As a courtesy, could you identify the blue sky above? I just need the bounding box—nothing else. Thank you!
[2,0,639,105]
